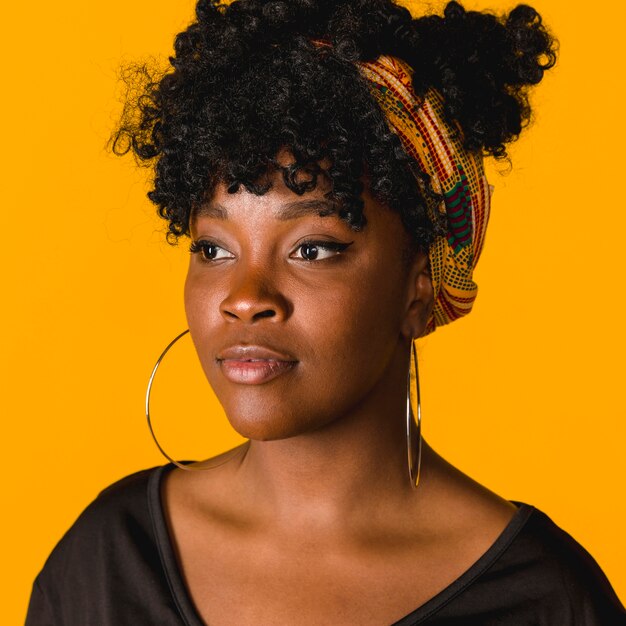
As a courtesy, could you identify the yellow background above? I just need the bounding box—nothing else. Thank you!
[2,0,624,622]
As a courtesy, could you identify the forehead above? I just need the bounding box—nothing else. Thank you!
[191,163,338,226]
[193,197,337,223]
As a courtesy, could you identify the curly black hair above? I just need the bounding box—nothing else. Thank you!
[110,0,557,253]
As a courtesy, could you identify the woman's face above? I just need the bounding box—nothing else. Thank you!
[185,167,432,440]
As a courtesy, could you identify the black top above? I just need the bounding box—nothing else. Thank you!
[26,464,626,625]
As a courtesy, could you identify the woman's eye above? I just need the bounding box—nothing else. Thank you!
[291,240,354,261]
[189,240,234,262]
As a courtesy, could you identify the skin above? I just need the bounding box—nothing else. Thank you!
[162,161,518,625]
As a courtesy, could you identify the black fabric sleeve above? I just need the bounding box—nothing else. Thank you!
[412,506,626,624]
[23,467,185,626]
[393,502,625,625]
[526,509,626,625]
[25,578,56,626]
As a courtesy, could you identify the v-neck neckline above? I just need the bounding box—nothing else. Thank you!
[148,463,535,626]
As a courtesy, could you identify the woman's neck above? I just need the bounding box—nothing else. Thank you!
[229,353,427,537]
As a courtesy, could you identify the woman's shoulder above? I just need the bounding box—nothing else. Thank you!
[465,501,626,623]
[65,465,163,531]
[34,465,165,577]
[94,464,163,510]
[45,464,166,555]
[510,503,623,597]
[395,499,626,624]
[26,464,181,626]
[417,449,625,621]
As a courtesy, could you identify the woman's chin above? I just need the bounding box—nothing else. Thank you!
[224,410,330,442]
[226,420,303,441]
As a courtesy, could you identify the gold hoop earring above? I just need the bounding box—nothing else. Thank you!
[145,329,248,471]
[407,339,423,489]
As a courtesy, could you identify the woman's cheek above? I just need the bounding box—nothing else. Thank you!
[185,273,218,326]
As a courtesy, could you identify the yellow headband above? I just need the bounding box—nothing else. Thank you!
[357,55,492,337]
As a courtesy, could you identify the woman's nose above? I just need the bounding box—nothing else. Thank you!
[219,266,290,324]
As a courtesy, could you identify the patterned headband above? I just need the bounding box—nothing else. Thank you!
[357,55,492,337]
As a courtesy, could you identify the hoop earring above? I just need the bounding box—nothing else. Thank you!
[145,329,248,471]
[407,339,423,489]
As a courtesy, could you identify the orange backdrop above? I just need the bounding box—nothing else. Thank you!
[2,0,624,622]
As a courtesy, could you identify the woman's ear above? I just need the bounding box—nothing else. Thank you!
[401,250,434,341]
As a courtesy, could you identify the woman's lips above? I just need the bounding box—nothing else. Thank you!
[216,345,298,384]
[218,359,297,384]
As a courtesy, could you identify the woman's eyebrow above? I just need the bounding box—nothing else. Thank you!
[193,199,337,222]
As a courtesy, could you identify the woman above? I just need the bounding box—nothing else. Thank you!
[26,0,625,624]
